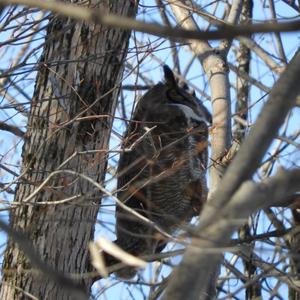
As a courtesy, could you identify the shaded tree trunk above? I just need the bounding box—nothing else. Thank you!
[0,1,137,299]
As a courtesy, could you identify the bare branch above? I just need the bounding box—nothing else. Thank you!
[168,0,231,194]
[268,0,287,63]
[219,0,243,51]
[0,121,24,137]
[282,0,300,12]
[162,168,300,300]
[200,48,300,228]
[238,36,284,73]
[2,0,300,41]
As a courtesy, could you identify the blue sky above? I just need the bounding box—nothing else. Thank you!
[1,1,300,299]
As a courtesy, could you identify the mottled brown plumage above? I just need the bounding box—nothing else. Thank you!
[113,66,210,278]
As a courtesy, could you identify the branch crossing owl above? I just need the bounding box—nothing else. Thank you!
[108,66,211,278]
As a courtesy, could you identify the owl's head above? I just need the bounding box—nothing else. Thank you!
[163,65,211,125]
[133,65,211,126]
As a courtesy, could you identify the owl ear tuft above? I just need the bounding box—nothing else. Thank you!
[163,65,177,87]
[190,89,196,97]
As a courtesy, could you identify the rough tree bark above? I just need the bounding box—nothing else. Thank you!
[0,1,137,299]
[289,203,300,300]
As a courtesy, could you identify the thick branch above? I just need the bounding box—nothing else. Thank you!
[0,121,24,138]
[162,46,300,300]
[168,0,232,194]
[200,48,300,228]
[2,0,300,41]
[162,168,300,300]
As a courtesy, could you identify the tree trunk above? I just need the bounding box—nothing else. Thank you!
[0,1,137,299]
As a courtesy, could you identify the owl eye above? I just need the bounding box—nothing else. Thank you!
[178,82,195,97]
[166,87,186,103]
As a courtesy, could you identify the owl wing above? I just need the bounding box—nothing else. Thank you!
[185,121,209,215]
[116,120,154,236]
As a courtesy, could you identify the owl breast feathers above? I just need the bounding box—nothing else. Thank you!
[112,65,211,278]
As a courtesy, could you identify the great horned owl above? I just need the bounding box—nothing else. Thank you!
[112,66,210,278]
